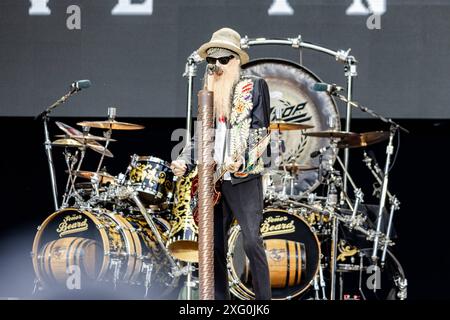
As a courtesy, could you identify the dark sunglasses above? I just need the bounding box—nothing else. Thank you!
[206,55,235,65]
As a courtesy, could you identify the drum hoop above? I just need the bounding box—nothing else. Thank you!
[227,207,321,300]
[32,208,111,284]
[242,58,341,195]
[104,212,139,282]
[133,155,170,167]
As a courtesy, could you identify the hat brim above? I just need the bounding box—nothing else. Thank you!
[198,41,249,65]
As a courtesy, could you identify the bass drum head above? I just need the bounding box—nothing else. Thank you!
[228,208,321,300]
[31,208,108,288]
[242,59,340,195]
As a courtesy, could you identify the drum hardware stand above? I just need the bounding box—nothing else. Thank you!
[62,145,87,207]
[358,251,367,300]
[183,51,203,141]
[335,155,365,229]
[142,261,154,297]
[95,107,115,174]
[36,82,91,210]
[61,149,79,208]
[342,56,357,194]
[130,193,180,274]
[381,196,399,267]
[371,125,398,265]
[362,151,400,268]
[329,93,409,265]
[41,112,59,211]
[110,258,122,289]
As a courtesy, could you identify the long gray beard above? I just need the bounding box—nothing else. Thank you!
[208,64,241,120]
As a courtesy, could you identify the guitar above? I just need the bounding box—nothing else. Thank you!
[189,133,271,223]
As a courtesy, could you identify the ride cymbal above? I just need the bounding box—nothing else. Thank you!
[303,130,359,139]
[337,131,389,148]
[77,120,145,130]
[269,121,314,131]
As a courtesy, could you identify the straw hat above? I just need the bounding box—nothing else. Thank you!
[197,27,249,64]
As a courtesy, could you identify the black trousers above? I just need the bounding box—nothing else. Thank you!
[214,177,272,300]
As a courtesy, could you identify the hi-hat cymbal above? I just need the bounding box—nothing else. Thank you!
[303,130,359,139]
[54,134,117,142]
[67,170,115,184]
[77,120,145,130]
[269,121,314,131]
[52,138,83,148]
[337,131,389,148]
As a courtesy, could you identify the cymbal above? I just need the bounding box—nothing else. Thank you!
[52,138,83,147]
[269,121,314,131]
[337,131,389,148]
[67,170,115,184]
[303,130,359,139]
[279,164,319,172]
[77,120,145,130]
[54,122,113,157]
[54,134,117,142]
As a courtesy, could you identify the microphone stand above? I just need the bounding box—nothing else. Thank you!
[183,51,203,141]
[36,85,88,211]
[36,87,79,211]
[331,92,409,266]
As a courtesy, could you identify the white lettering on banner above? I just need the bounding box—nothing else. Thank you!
[66,5,81,30]
[29,0,51,15]
[29,0,387,18]
[346,0,386,16]
[268,0,294,15]
[111,0,153,16]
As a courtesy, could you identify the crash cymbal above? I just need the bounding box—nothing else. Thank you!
[54,134,117,142]
[67,170,115,184]
[77,120,145,130]
[269,121,314,131]
[303,130,359,139]
[52,138,83,148]
[337,131,389,148]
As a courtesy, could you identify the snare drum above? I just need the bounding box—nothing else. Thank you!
[126,155,174,205]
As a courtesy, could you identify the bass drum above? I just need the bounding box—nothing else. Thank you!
[227,208,321,300]
[31,208,177,296]
[242,59,340,195]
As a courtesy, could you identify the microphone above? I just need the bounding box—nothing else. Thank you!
[70,79,91,92]
[313,82,344,94]
[310,145,331,158]
[207,64,223,76]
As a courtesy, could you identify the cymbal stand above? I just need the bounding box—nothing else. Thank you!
[96,107,115,174]
[62,144,87,207]
[42,113,59,211]
[335,155,365,228]
[371,125,398,264]
[362,151,400,267]
[61,149,79,207]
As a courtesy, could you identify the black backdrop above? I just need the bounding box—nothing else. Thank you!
[0,116,449,299]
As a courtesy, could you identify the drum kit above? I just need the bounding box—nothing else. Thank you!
[32,38,408,300]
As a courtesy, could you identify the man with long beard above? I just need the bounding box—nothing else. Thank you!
[170,27,271,300]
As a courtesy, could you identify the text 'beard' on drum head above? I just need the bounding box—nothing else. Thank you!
[242,59,341,195]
